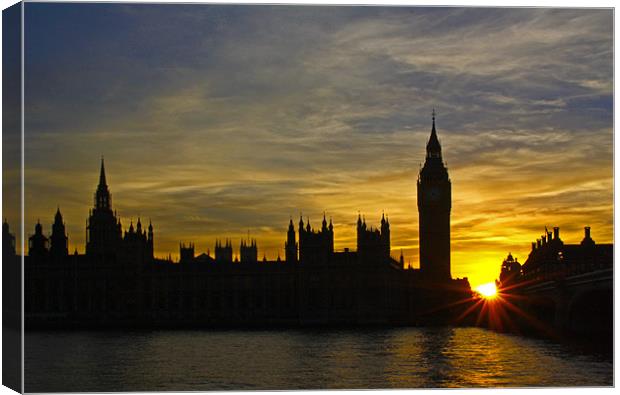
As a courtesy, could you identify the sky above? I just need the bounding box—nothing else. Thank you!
[8,4,613,288]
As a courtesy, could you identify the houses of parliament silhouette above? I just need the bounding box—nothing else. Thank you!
[6,114,472,328]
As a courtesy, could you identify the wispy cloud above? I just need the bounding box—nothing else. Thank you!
[13,5,613,287]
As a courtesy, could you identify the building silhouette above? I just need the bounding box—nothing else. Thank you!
[3,220,16,257]
[215,239,233,263]
[17,114,472,328]
[285,218,298,264]
[499,226,613,286]
[417,109,451,281]
[356,213,392,266]
[240,238,258,263]
[179,242,195,263]
[49,208,69,260]
[492,226,613,338]
[28,220,48,259]
[298,215,334,265]
[499,252,521,287]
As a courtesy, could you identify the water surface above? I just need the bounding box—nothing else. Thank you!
[25,327,612,391]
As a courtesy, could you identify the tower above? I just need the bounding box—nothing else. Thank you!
[215,239,233,263]
[240,238,258,263]
[179,242,195,263]
[3,219,16,257]
[86,157,122,257]
[380,212,390,261]
[95,157,111,211]
[147,220,154,259]
[417,110,451,281]
[50,207,68,259]
[285,218,297,263]
[28,220,48,259]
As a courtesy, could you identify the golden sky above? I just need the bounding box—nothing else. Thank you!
[5,5,613,288]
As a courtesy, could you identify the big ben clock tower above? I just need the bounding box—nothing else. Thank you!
[417,110,451,281]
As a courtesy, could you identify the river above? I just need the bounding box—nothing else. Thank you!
[25,326,612,391]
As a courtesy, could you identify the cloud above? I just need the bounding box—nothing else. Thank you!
[14,5,613,288]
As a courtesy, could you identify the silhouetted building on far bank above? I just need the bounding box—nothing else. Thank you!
[498,226,612,288]
[16,115,472,328]
[499,253,521,287]
[418,110,451,281]
[493,226,613,338]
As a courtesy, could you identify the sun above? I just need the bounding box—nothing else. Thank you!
[476,282,498,299]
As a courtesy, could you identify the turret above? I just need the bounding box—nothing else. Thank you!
[28,219,49,258]
[94,157,112,211]
[147,219,154,259]
[86,157,122,257]
[179,242,195,263]
[500,252,522,286]
[380,213,391,261]
[240,236,258,263]
[357,213,363,252]
[148,220,153,241]
[50,207,69,259]
[3,219,16,257]
[117,218,123,236]
[215,238,233,263]
[581,226,595,248]
[285,217,297,263]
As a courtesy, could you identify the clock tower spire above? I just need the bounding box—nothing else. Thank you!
[417,110,451,281]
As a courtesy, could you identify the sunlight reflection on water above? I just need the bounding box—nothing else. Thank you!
[25,327,611,391]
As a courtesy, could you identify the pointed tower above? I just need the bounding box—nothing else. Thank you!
[356,213,363,253]
[328,217,335,254]
[148,220,153,241]
[50,207,69,259]
[86,157,122,257]
[147,219,154,259]
[380,212,390,261]
[417,110,451,281]
[285,217,297,263]
[95,157,112,211]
